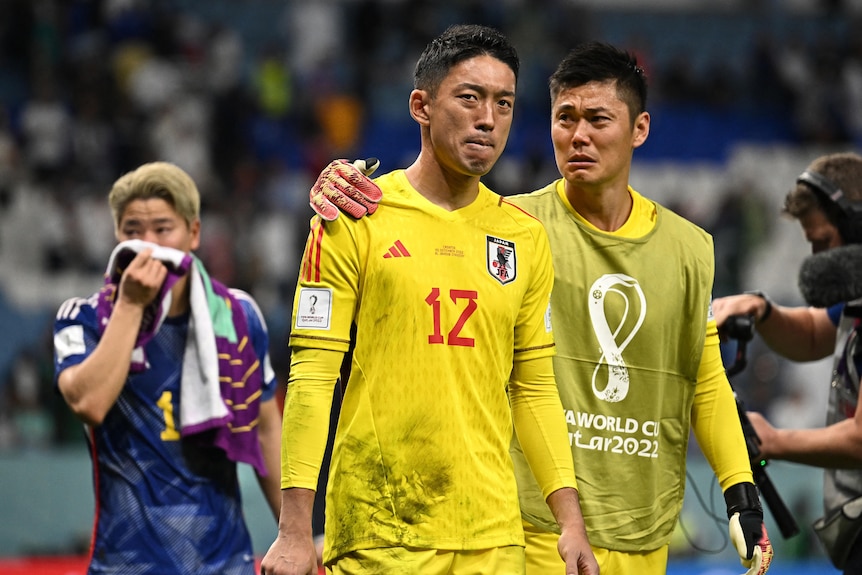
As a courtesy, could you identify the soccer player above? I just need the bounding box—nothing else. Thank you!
[53,162,282,575]
[309,41,773,575]
[260,24,597,575]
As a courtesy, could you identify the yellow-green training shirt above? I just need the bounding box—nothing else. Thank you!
[510,180,753,551]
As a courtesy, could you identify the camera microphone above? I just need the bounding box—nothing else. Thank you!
[798,244,862,308]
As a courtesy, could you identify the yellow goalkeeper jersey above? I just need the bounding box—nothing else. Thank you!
[287,170,574,561]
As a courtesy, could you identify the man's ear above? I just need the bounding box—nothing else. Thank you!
[189,218,201,251]
[408,89,431,126]
[632,110,650,149]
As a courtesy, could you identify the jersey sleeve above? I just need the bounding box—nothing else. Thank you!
[280,347,343,489]
[510,354,577,499]
[283,215,358,488]
[827,302,844,326]
[233,289,278,402]
[509,218,568,497]
[513,220,555,359]
[289,216,360,352]
[691,317,754,490]
[53,295,100,383]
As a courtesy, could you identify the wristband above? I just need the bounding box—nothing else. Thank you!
[724,482,763,519]
[745,290,773,324]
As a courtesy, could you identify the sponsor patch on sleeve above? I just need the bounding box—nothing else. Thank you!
[54,325,86,363]
[295,287,333,330]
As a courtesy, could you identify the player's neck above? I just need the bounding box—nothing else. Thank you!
[405,157,481,211]
[566,181,633,233]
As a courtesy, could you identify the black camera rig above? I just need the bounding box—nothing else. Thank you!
[721,314,801,539]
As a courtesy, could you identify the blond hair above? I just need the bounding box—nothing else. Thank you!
[108,162,200,231]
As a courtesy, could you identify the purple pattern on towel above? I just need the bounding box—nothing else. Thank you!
[185,276,266,475]
[95,248,265,475]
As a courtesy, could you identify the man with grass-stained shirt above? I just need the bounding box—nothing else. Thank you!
[261,24,597,575]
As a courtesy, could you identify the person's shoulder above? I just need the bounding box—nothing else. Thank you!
[503,181,560,223]
[317,169,406,232]
[507,181,557,206]
[372,169,408,200]
[373,169,402,186]
[228,288,263,317]
[650,201,714,269]
[227,288,272,335]
[655,201,711,241]
[55,293,98,324]
[488,182,549,218]
[498,195,546,230]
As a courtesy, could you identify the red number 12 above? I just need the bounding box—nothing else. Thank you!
[425,288,478,347]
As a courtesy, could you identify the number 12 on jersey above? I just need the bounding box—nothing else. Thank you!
[425,287,477,347]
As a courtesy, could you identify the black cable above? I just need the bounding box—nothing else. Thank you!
[678,468,729,555]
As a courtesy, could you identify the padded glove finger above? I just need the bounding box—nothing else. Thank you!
[729,513,773,575]
[309,158,382,221]
[352,157,380,178]
[342,158,382,215]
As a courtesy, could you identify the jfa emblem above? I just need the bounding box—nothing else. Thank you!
[487,235,516,285]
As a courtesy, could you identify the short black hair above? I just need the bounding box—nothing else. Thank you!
[549,41,647,123]
[414,24,519,95]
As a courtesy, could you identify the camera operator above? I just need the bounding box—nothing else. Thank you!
[712,151,862,573]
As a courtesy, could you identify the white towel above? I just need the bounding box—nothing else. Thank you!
[104,240,228,430]
[103,239,190,342]
[180,261,230,431]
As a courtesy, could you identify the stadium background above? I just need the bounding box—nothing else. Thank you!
[0,0,858,572]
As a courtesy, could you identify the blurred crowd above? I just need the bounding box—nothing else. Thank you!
[0,0,861,451]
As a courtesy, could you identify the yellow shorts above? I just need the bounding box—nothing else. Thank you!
[523,520,669,575]
[326,545,525,575]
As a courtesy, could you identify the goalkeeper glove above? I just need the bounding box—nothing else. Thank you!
[309,158,382,221]
[725,482,773,575]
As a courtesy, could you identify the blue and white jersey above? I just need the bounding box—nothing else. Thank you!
[53,290,277,575]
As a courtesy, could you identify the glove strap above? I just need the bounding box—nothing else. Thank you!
[724,482,763,519]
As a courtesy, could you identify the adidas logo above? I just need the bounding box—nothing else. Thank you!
[383,240,411,258]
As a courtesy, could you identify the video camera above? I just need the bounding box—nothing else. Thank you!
[721,314,801,539]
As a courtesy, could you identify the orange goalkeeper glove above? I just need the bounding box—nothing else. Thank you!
[309,158,382,221]
[726,483,773,575]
